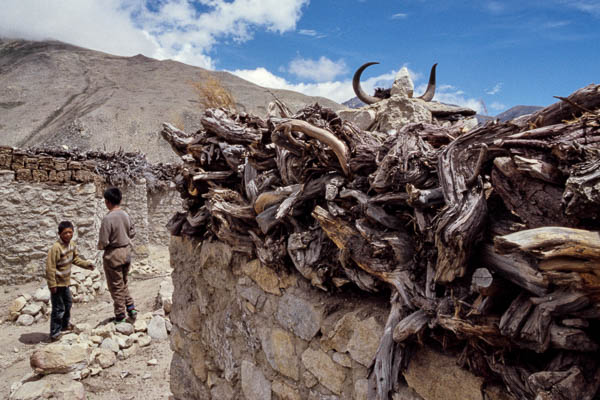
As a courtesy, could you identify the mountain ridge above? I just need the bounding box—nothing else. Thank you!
[0,39,343,163]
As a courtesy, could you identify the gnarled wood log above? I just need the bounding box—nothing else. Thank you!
[495,227,600,260]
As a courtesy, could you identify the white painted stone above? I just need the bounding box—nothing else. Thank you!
[391,67,415,98]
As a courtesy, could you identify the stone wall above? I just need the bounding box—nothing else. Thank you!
[0,146,97,185]
[169,237,512,400]
[0,146,180,284]
[0,170,101,285]
[147,186,180,245]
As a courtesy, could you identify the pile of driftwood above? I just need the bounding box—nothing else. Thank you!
[26,146,179,191]
[162,84,600,400]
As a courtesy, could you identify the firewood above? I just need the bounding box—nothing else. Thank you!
[157,86,600,400]
[495,227,600,260]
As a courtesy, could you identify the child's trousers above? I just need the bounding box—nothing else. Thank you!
[104,262,135,318]
[50,287,72,338]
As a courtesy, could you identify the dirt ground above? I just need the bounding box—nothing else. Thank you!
[0,269,174,400]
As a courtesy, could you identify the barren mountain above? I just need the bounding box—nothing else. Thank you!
[0,39,343,163]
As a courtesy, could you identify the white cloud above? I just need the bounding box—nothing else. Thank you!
[230,64,485,112]
[486,83,503,95]
[422,83,485,114]
[0,0,310,69]
[231,66,399,103]
[543,20,571,28]
[0,0,157,57]
[288,57,348,82]
[559,0,600,16]
[490,102,507,111]
[391,13,408,19]
[299,29,318,36]
[230,67,357,103]
[485,1,506,14]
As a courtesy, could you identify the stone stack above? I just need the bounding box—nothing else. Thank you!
[10,311,170,400]
[9,290,49,326]
[9,269,105,325]
[70,268,105,303]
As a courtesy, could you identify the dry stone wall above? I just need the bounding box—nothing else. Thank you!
[169,237,513,400]
[0,146,179,285]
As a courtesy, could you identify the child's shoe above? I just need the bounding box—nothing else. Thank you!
[61,323,75,332]
[127,309,138,322]
[126,305,137,321]
[49,333,61,342]
[113,315,127,324]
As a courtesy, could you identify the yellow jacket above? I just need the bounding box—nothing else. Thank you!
[46,239,92,288]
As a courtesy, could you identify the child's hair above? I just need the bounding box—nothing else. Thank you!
[103,187,122,205]
[58,221,74,233]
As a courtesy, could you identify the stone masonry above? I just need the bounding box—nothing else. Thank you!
[0,146,179,285]
[169,237,512,400]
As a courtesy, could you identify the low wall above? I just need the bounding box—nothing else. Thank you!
[169,237,511,400]
[0,147,180,284]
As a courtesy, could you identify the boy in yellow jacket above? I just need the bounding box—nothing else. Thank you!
[46,221,95,341]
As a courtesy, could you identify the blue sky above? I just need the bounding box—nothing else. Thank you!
[1,0,599,114]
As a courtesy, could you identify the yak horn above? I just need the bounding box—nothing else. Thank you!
[417,63,437,101]
[352,62,382,105]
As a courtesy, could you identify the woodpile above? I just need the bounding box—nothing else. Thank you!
[162,84,600,400]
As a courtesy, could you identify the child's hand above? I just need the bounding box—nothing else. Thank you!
[50,287,57,294]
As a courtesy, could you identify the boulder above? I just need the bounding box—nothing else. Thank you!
[147,316,169,340]
[10,375,85,400]
[338,108,376,131]
[30,344,89,374]
[115,322,135,336]
[16,314,34,326]
[100,337,120,353]
[92,348,117,369]
[373,96,432,132]
[33,287,51,303]
[158,277,174,314]
[21,303,42,316]
[9,296,27,318]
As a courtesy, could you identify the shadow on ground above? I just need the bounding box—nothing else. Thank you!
[19,332,48,345]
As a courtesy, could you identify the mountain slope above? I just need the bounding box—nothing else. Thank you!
[0,39,342,163]
[495,105,543,122]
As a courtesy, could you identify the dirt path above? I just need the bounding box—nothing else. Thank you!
[0,273,174,399]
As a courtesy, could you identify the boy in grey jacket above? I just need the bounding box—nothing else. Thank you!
[98,187,137,323]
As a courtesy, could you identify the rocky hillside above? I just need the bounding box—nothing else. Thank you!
[0,39,343,163]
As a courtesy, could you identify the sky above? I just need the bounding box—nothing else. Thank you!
[1,0,599,115]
